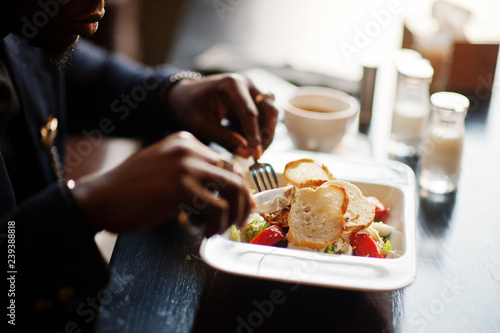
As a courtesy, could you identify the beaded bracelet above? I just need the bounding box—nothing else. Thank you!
[159,71,204,105]
[168,71,204,84]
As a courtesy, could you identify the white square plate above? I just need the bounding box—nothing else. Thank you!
[200,151,417,291]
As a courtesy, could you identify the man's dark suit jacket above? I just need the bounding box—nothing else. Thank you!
[0,34,178,332]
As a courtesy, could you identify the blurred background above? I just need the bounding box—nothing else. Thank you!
[88,0,499,94]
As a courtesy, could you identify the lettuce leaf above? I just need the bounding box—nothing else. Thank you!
[382,240,393,253]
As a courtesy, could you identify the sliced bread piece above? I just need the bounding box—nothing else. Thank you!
[321,180,375,232]
[283,159,335,188]
[288,184,348,249]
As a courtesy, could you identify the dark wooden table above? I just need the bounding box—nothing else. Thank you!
[95,1,500,332]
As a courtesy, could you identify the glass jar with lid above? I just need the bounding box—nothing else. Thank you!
[388,58,434,158]
[418,91,470,194]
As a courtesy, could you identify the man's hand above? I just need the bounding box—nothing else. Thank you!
[164,73,279,160]
[72,132,254,237]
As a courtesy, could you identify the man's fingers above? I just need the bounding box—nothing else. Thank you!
[255,97,279,151]
[198,124,252,158]
[217,75,264,159]
[179,179,229,237]
[229,76,279,156]
[178,160,252,237]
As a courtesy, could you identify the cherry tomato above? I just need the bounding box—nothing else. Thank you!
[250,225,286,246]
[367,196,388,221]
[348,231,357,244]
[352,233,385,258]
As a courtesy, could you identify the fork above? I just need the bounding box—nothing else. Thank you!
[249,158,279,192]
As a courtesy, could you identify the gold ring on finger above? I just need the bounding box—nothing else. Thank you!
[216,158,234,172]
[255,93,275,104]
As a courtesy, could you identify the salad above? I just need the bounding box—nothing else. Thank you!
[228,159,400,259]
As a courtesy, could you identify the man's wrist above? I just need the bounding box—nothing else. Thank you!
[159,71,204,129]
[159,71,204,104]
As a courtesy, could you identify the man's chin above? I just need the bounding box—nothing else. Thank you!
[47,47,74,66]
[38,34,79,66]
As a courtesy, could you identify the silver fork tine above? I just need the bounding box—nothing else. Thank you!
[257,167,269,191]
[249,158,279,192]
[267,164,279,188]
[251,168,263,192]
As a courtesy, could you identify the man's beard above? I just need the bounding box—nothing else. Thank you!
[48,46,74,67]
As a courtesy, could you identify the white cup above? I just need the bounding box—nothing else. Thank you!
[283,86,359,152]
